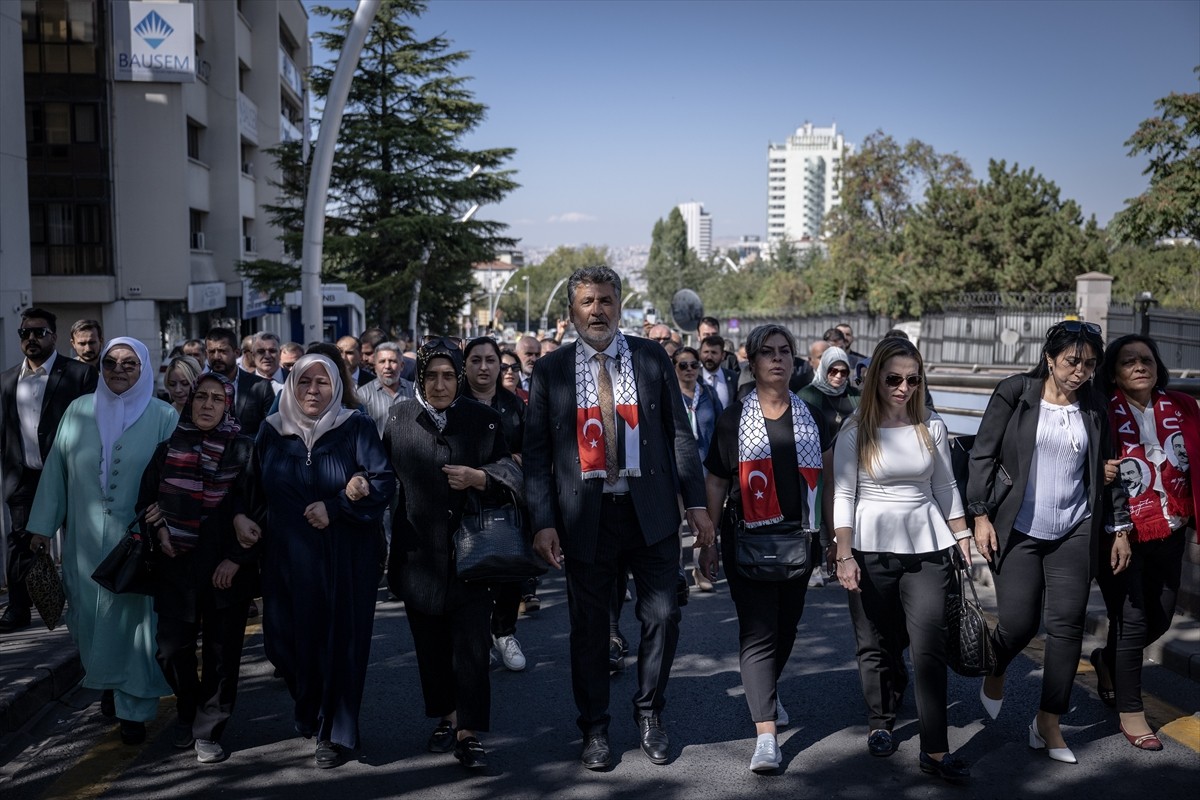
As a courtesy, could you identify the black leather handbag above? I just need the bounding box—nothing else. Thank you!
[735,520,812,582]
[454,490,548,582]
[92,515,156,595]
[944,546,997,677]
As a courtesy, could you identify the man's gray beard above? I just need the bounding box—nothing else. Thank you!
[380,375,398,390]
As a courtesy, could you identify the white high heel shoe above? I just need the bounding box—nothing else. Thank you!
[1028,717,1077,764]
[979,684,1002,720]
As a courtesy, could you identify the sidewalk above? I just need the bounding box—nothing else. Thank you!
[2,576,1198,738]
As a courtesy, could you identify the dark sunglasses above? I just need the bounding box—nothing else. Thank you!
[17,327,52,340]
[675,360,700,370]
[102,357,142,372]
[499,363,521,373]
[884,373,922,388]
[1052,320,1102,337]
[422,335,463,350]
[827,366,850,377]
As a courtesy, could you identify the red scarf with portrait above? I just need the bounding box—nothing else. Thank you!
[1108,389,1193,542]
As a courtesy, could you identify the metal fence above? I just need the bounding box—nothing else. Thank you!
[1107,304,1200,373]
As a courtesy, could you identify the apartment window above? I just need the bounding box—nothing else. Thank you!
[29,201,109,276]
[189,209,207,250]
[238,62,249,92]
[242,217,256,254]
[187,119,204,162]
[240,142,255,176]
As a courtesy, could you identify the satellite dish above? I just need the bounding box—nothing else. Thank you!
[670,289,703,332]
[999,328,1020,346]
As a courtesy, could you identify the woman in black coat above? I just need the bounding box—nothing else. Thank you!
[137,374,255,764]
[385,337,522,771]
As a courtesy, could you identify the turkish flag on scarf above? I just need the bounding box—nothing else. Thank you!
[740,457,782,523]
[577,406,606,474]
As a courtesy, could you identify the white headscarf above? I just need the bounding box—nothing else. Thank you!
[94,337,156,487]
[266,354,355,454]
[810,346,851,397]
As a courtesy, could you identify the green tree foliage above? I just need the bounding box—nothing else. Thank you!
[643,207,709,312]
[1110,68,1200,244]
[1109,243,1200,308]
[494,246,611,329]
[243,0,517,334]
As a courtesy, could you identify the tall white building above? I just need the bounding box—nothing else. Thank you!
[1,0,309,370]
[676,201,712,261]
[766,122,851,244]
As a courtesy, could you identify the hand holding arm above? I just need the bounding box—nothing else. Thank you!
[443,464,487,491]
[233,513,262,548]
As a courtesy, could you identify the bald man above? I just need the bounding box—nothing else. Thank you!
[517,335,541,394]
[809,340,831,371]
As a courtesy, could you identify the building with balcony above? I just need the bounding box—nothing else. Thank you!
[0,0,308,369]
[676,201,712,261]
[766,122,852,244]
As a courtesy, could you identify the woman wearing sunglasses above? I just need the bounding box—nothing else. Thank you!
[833,337,972,784]
[499,350,524,400]
[672,346,722,592]
[798,345,861,432]
[966,321,1127,764]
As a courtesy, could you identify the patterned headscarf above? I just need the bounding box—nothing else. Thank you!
[810,346,851,397]
[415,338,464,432]
[266,355,356,455]
[156,374,242,554]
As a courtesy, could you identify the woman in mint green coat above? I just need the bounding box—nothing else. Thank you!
[29,337,178,744]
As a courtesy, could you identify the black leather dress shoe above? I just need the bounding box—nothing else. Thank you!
[608,636,627,672]
[868,729,896,757]
[919,751,970,784]
[635,713,669,764]
[427,720,456,753]
[581,733,611,770]
[119,720,146,745]
[100,689,116,719]
[315,740,343,769]
[454,736,488,770]
[0,607,31,633]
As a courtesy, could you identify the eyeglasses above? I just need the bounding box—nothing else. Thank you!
[254,348,279,357]
[102,357,142,372]
[827,367,850,377]
[421,335,463,350]
[17,327,51,340]
[675,361,700,370]
[499,363,521,373]
[884,373,922,388]
[1053,320,1102,337]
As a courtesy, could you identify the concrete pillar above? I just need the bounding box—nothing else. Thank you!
[1076,271,1114,338]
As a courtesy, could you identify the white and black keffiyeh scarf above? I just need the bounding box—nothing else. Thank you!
[575,334,641,480]
[737,389,823,527]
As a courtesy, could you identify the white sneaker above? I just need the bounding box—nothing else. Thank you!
[195,738,227,764]
[493,635,526,671]
[776,698,789,728]
[807,570,825,588]
[749,734,781,772]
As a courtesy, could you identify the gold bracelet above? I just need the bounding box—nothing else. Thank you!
[836,556,855,564]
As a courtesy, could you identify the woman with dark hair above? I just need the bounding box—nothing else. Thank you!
[967,321,1128,764]
[1093,334,1199,750]
[798,345,860,431]
[386,337,522,770]
[500,349,526,400]
[700,324,829,772]
[672,346,721,463]
[137,373,255,764]
[833,337,972,784]
[237,354,394,768]
[463,336,529,672]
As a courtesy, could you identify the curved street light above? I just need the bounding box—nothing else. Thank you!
[539,276,570,332]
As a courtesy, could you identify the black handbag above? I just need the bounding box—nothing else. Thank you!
[454,490,548,582]
[92,514,156,595]
[944,547,997,677]
[734,520,812,582]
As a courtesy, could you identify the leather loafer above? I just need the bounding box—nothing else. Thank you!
[919,751,971,784]
[454,736,488,769]
[608,636,627,672]
[0,607,31,633]
[581,733,611,770]
[867,728,896,757]
[315,740,342,769]
[427,720,456,753]
[635,713,669,765]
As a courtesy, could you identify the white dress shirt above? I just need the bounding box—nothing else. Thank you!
[703,367,730,408]
[17,350,57,470]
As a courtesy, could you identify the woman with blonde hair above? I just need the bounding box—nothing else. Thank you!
[833,337,972,784]
[163,354,202,414]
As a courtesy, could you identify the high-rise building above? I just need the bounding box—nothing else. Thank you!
[1,0,309,369]
[676,201,712,261]
[766,122,851,244]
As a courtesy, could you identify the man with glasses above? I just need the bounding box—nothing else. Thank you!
[252,332,286,390]
[1,308,98,632]
[204,327,275,437]
[69,319,103,368]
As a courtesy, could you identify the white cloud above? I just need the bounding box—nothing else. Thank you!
[547,212,597,224]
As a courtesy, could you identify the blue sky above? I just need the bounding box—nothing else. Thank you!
[307,0,1200,249]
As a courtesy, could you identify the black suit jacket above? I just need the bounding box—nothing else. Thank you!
[1,353,98,500]
[233,370,276,437]
[523,337,706,564]
[355,367,377,388]
[965,374,1129,578]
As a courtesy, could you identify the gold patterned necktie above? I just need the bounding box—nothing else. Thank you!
[595,353,619,484]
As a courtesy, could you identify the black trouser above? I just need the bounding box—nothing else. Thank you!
[990,518,1091,716]
[848,549,952,754]
[490,581,522,639]
[1096,526,1187,713]
[406,584,493,732]
[3,468,41,615]
[727,565,811,723]
[156,604,249,742]
[564,494,681,735]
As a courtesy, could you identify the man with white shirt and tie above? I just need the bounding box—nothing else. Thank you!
[252,332,286,393]
[1,308,97,632]
[699,335,737,410]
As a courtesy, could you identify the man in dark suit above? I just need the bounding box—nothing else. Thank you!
[204,328,275,437]
[1,308,97,631]
[524,266,714,770]
[337,335,377,388]
[698,335,738,411]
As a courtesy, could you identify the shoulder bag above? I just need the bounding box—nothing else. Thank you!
[735,520,812,582]
[26,547,66,630]
[454,490,548,582]
[944,546,997,677]
[92,514,157,595]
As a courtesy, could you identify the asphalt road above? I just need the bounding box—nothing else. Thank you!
[1,567,1197,800]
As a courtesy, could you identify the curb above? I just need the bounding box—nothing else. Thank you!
[1084,608,1200,684]
[0,646,83,735]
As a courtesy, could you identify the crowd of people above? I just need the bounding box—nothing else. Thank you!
[0,271,1195,780]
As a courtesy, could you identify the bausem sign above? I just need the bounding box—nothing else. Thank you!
[112,1,195,83]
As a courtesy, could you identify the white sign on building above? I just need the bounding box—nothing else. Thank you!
[112,1,196,83]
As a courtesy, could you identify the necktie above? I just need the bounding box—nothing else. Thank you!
[595,353,619,484]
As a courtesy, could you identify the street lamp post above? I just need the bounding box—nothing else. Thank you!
[523,276,530,333]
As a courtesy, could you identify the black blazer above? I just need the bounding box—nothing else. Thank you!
[523,337,706,564]
[966,374,1129,578]
[1,353,97,500]
[233,371,276,437]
